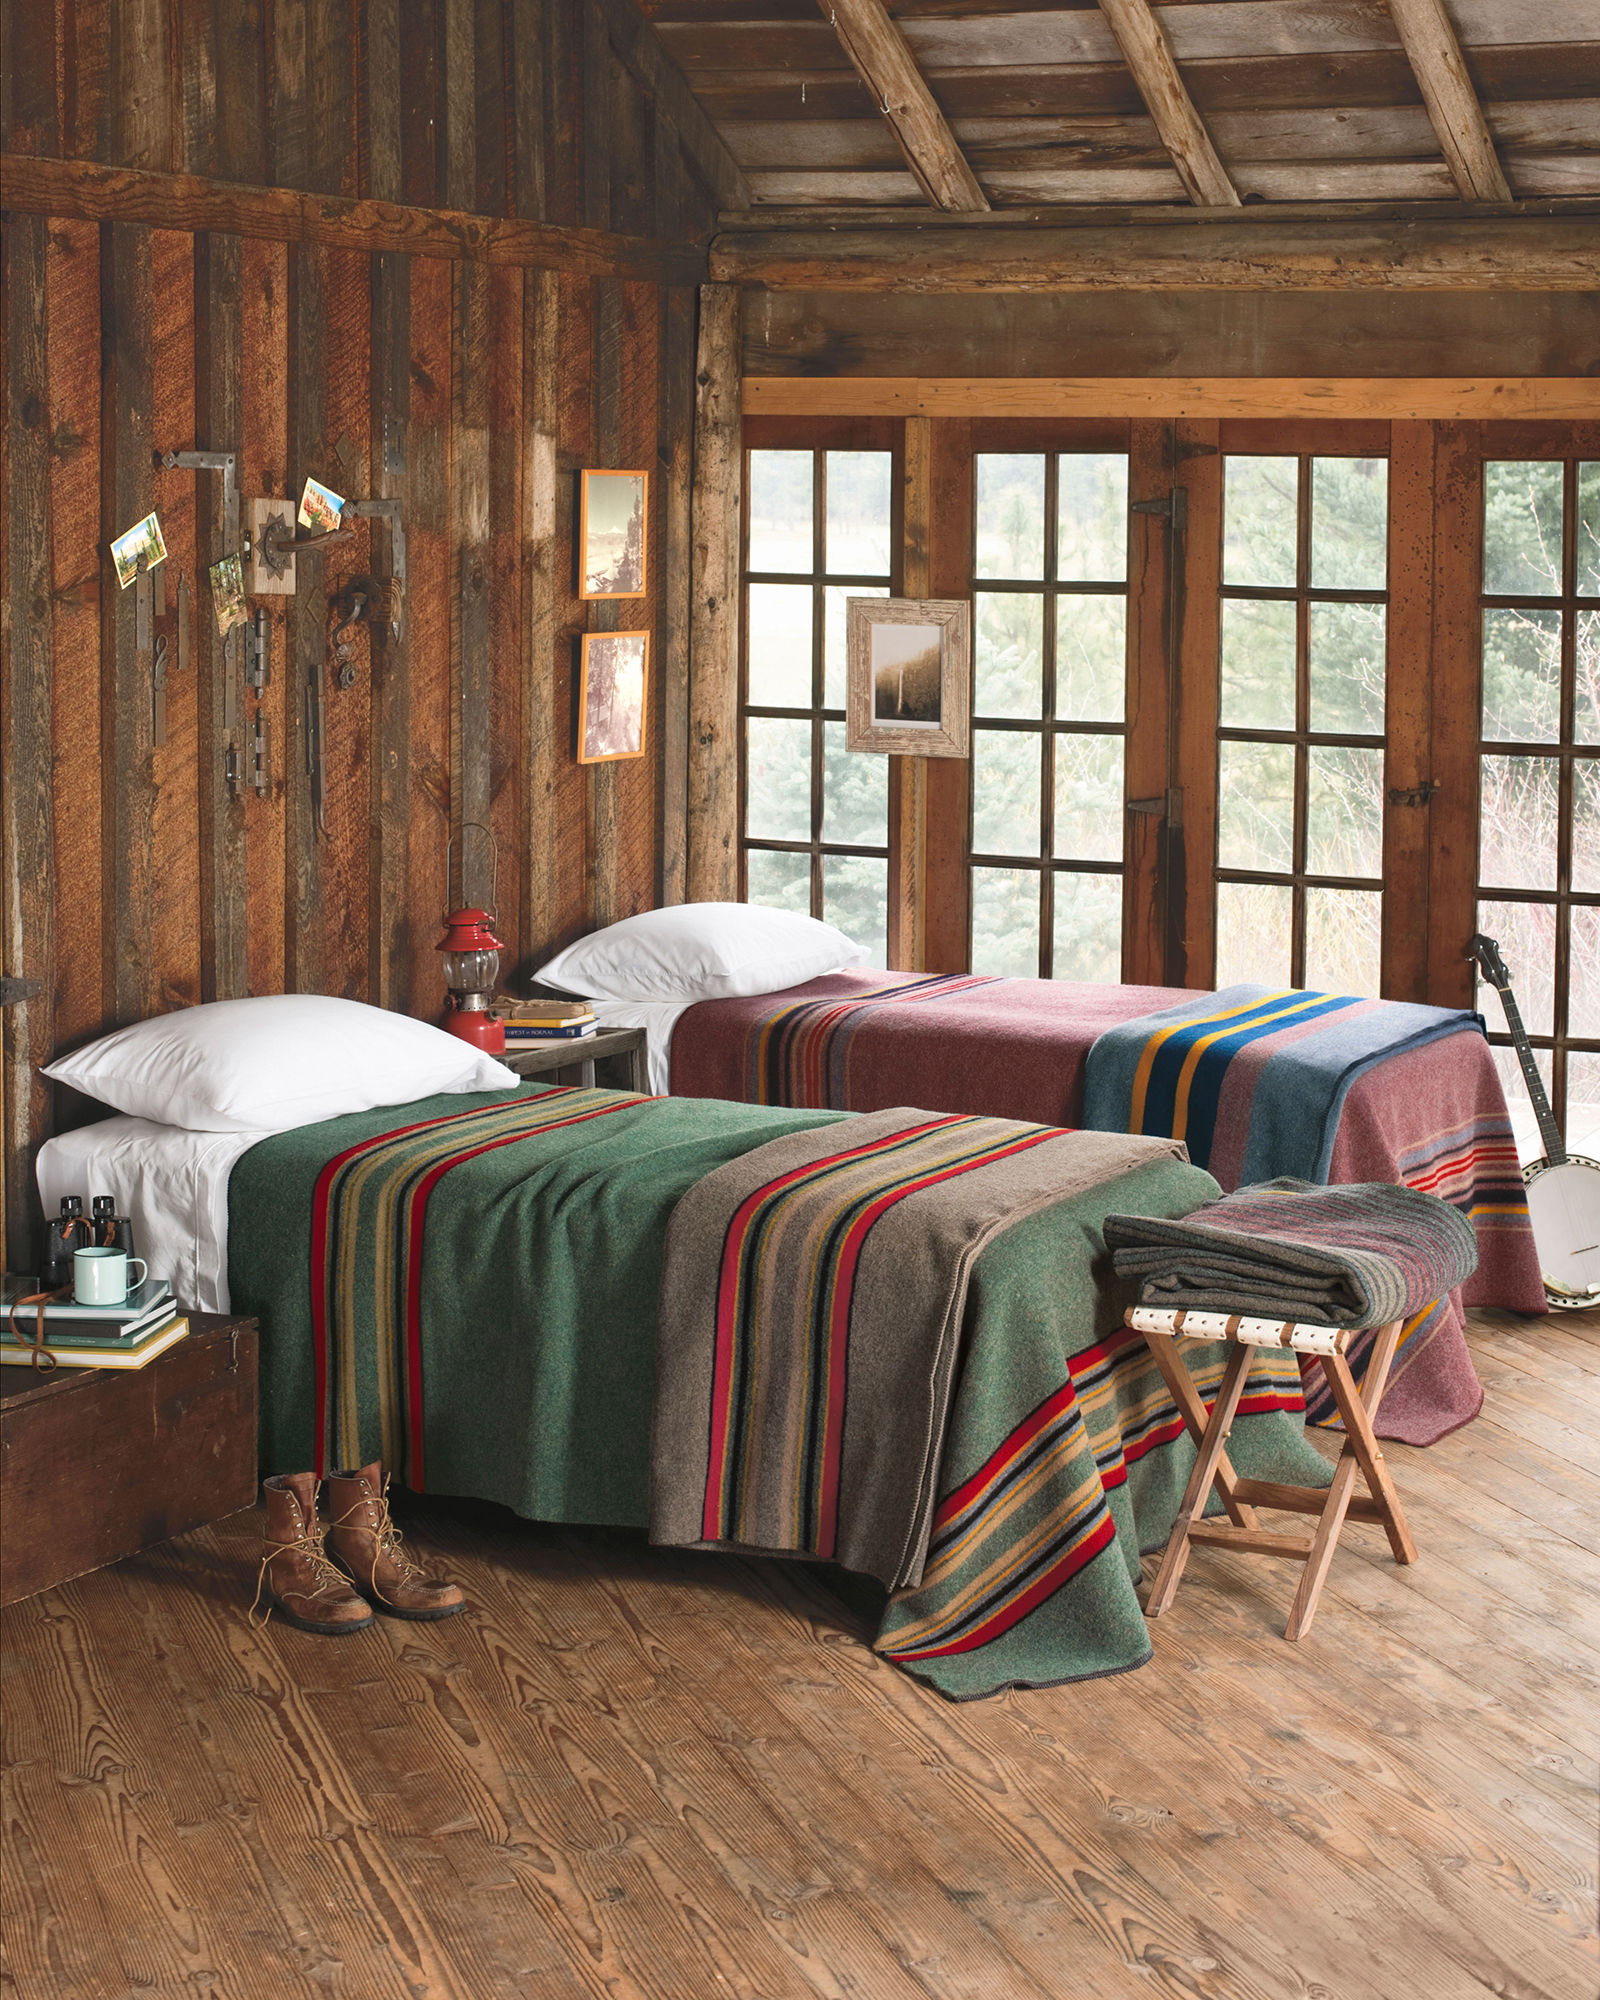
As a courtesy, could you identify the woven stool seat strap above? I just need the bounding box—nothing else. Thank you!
[1128,1305,1348,1357]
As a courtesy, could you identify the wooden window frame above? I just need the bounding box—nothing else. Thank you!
[965,425,1135,981]
[1468,440,1600,1143]
[1212,438,1391,990]
[739,418,902,945]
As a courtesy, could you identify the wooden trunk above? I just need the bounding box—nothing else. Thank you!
[0,1316,259,1607]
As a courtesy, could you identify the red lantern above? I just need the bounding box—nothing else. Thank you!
[437,907,506,1053]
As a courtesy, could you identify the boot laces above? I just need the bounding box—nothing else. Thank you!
[249,1524,354,1627]
[330,1484,423,1604]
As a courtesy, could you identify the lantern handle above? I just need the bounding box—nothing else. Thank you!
[445,821,499,922]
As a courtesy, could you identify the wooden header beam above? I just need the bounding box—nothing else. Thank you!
[818,0,989,212]
[0,155,709,281]
[1386,0,1512,204]
[1097,0,1239,208]
[710,216,1600,291]
[741,377,1600,420]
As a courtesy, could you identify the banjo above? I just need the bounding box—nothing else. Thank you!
[1467,933,1600,1311]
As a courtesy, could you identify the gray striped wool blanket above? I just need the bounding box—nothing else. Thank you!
[1102,1176,1480,1330]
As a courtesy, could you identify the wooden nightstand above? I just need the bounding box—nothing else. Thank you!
[0,1313,260,1607]
[499,1024,649,1093]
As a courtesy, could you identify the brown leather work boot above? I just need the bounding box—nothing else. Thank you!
[324,1463,466,1622]
[252,1472,374,1635]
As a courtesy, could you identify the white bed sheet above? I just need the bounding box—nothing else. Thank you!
[585,998,690,1095]
[36,1117,260,1315]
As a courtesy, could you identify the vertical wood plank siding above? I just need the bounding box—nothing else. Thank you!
[0,0,721,1266]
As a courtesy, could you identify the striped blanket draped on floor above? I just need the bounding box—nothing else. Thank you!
[652,1109,1326,1698]
[308,1088,644,1484]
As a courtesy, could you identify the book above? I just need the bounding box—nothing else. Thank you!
[0,1315,191,1370]
[500,999,595,1024]
[1,1274,172,1325]
[1,1301,178,1347]
[504,1021,599,1041]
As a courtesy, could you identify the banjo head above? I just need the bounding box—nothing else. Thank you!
[1521,1156,1600,1309]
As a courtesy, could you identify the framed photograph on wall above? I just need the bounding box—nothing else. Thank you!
[579,469,648,599]
[845,597,970,758]
[578,630,650,765]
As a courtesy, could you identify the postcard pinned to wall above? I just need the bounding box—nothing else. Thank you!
[579,470,648,599]
[846,598,970,759]
[111,512,168,590]
[208,553,248,637]
[298,475,347,533]
[578,631,649,764]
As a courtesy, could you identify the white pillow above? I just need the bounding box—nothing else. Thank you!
[535,903,867,1003]
[42,994,519,1133]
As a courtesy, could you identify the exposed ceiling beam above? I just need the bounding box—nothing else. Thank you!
[742,379,1600,422]
[1096,0,1240,208]
[709,216,1600,291]
[1385,0,1512,203]
[816,0,989,212]
[0,154,708,281]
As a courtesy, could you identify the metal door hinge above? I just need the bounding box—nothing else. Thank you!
[1388,779,1441,808]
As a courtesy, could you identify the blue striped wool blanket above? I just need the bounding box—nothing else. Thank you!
[1082,985,1485,1185]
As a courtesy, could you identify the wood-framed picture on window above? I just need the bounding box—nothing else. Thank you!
[579,469,648,599]
[577,630,650,765]
[845,597,970,759]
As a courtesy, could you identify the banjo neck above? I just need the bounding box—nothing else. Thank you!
[1467,933,1566,1167]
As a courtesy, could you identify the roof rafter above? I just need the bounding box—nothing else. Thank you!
[1385,0,1512,203]
[1096,0,1240,208]
[815,0,989,212]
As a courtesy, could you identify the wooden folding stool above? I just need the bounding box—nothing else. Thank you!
[1127,1306,1418,1641]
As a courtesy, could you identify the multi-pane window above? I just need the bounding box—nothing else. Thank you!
[1214,455,1389,994]
[1474,458,1600,1158]
[742,449,894,965]
[968,452,1130,980]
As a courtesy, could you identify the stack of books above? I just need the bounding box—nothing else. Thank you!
[1,1275,189,1371]
[500,999,598,1044]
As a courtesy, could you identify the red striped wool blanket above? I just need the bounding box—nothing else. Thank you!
[670,972,1545,1445]
[649,1109,1328,1698]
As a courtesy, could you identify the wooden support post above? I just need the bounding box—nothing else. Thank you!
[658,282,695,908]
[888,415,932,970]
[522,266,561,960]
[195,229,249,1001]
[100,220,158,1029]
[285,241,328,994]
[452,257,493,909]
[686,283,741,903]
[1384,420,1437,1003]
[368,249,413,1009]
[588,275,624,929]
[2,215,57,1271]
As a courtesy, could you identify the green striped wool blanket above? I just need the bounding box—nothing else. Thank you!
[229,1083,1330,1699]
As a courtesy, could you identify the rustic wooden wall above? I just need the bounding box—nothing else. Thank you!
[0,0,737,1267]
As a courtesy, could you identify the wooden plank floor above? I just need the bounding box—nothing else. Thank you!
[3,1309,1597,2000]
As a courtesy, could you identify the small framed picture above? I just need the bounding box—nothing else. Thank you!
[578,630,649,764]
[579,470,648,599]
[110,511,168,590]
[846,598,970,759]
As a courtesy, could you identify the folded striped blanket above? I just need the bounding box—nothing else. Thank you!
[1083,984,1485,1184]
[651,1110,1184,1591]
[1103,1176,1481,1330]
